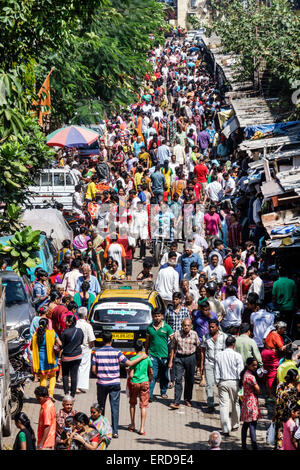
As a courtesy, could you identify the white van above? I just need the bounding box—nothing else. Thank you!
[28,169,80,210]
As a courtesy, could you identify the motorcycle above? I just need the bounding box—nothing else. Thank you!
[9,366,33,418]
[8,334,31,373]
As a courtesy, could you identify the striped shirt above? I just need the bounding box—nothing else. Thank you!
[92,346,127,386]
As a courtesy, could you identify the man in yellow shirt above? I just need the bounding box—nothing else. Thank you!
[138,146,151,168]
[134,165,144,189]
[276,345,299,384]
[85,174,99,201]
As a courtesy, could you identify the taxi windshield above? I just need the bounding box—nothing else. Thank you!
[93,303,152,324]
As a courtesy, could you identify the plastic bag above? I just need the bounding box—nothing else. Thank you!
[266,422,275,445]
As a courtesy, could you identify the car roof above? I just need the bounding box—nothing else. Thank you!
[99,289,152,300]
[40,168,76,174]
[0,270,21,280]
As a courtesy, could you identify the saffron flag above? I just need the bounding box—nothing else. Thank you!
[32,67,54,126]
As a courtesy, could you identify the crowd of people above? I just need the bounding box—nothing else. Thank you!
[10,28,300,451]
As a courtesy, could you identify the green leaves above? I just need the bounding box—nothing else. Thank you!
[209,0,300,91]
[0,226,42,276]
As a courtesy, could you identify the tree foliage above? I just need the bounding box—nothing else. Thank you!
[0,226,42,276]
[207,0,300,88]
[35,0,168,125]
[0,0,167,233]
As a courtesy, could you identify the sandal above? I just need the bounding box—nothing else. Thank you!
[161,394,168,399]
[128,425,136,432]
[138,431,146,435]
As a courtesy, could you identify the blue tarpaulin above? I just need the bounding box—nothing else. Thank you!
[244,121,300,139]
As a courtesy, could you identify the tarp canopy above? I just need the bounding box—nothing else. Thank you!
[245,121,300,140]
[218,109,234,128]
[222,116,239,138]
[21,209,73,251]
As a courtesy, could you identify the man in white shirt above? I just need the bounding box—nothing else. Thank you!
[160,242,181,266]
[72,184,84,219]
[221,173,236,196]
[142,102,153,114]
[214,335,244,435]
[107,234,127,272]
[202,255,227,283]
[63,259,82,297]
[248,268,264,302]
[248,293,275,348]
[155,252,180,305]
[173,138,186,165]
[204,175,223,204]
[183,262,201,303]
[221,286,244,333]
[169,155,178,185]
[76,307,96,392]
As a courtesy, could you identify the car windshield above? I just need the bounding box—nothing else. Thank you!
[3,280,27,305]
[93,303,152,324]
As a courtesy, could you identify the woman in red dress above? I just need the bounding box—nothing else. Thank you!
[240,357,261,450]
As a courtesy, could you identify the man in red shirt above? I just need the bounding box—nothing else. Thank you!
[118,231,134,280]
[194,157,209,201]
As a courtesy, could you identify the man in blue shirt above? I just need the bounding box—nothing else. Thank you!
[150,164,166,202]
[180,243,203,276]
[156,139,171,166]
[76,263,100,297]
[133,136,144,158]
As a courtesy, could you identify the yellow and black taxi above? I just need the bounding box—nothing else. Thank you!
[88,281,165,358]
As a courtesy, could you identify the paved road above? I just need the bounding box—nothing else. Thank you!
[3,252,272,450]
[3,374,272,450]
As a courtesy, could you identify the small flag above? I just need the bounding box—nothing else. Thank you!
[32,67,55,126]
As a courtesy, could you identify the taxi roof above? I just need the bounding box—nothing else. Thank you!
[99,289,152,300]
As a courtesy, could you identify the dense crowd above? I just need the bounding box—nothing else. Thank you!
[11,28,300,451]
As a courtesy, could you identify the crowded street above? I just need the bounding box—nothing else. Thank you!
[1,1,300,454]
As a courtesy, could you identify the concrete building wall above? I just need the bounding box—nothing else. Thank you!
[173,0,211,29]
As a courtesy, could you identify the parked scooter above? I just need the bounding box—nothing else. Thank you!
[9,365,33,418]
[8,335,31,374]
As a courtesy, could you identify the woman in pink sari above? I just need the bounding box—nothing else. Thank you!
[73,226,90,253]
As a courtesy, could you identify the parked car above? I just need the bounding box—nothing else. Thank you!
[77,140,100,158]
[0,271,35,343]
[27,168,80,210]
[88,281,164,359]
[0,234,55,282]
[0,280,13,449]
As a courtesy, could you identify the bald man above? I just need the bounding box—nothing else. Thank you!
[169,318,201,409]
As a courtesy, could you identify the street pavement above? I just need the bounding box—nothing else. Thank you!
[3,254,272,450]
[3,374,272,450]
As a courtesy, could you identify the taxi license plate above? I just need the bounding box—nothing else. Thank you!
[112,333,134,340]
